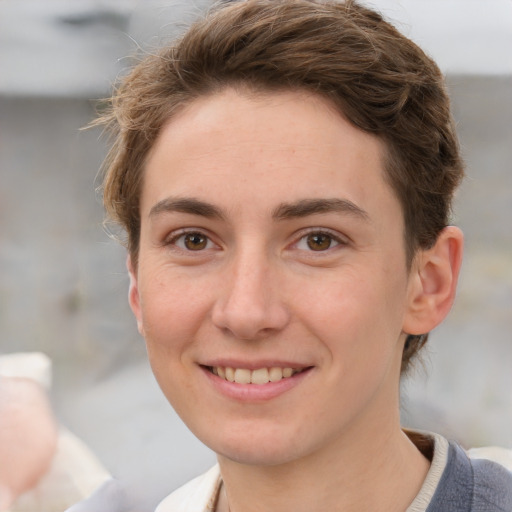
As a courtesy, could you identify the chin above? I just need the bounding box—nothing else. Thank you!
[201,426,311,467]
[218,444,300,467]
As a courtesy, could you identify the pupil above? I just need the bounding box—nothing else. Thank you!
[185,233,207,250]
[307,233,331,251]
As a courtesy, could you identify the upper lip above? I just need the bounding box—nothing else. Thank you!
[199,359,311,370]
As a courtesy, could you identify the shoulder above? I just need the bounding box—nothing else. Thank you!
[155,465,221,512]
[428,441,512,512]
[470,454,512,511]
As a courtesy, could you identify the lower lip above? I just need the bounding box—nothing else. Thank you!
[201,366,313,402]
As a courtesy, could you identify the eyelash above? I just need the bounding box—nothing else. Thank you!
[165,229,218,252]
[165,228,347,254]
[293,229,348,253]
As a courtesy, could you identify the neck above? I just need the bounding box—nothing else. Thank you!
[217,383,429,512]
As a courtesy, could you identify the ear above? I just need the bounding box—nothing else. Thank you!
[127,255,145,337]
[403,226,464,336]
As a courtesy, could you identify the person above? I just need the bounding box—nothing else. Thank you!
[0,372,57,511]
[0,352,114,512]
[93,0,512,510]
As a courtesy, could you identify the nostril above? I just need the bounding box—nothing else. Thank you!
[211,266,290,339]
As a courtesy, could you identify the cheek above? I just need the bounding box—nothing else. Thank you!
[138,273,213,415]
[297,266,407,368]
[138,269,213,364]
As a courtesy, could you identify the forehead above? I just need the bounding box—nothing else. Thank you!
[141,88,400,226]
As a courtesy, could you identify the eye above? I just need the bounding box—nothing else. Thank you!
[295,231,343,252]
[172,231,214,251]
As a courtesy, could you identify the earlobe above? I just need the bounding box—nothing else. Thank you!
[403,226,464,336]
[127,255,145,337]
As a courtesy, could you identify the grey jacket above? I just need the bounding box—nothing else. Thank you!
[427,441,512,511]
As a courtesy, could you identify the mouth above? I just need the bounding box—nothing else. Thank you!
[206,366,308,385]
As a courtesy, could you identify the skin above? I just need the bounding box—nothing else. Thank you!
[0,378,57,511]
[128,89,463,511]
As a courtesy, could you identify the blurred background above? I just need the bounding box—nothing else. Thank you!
[0,0,511,510]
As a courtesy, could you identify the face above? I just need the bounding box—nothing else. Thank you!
[129,89,419,466]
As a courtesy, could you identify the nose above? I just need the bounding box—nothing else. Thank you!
[211,249,290,341]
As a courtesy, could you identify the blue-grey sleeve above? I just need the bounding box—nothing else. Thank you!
[64,478,130,512]
[471,457,512,512]
[427,442,512,512]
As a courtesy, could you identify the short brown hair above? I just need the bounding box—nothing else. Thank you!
[98,0,464,373]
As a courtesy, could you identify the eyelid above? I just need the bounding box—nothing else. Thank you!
[164,228,219,251]
[162,227,348,252]
[291,227,349,251]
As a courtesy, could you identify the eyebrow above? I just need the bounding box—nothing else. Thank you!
[272,198,369,221]
[149,197,225,220]
[148,196,369,222]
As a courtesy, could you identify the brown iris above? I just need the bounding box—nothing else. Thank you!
[306,233,333,251]
[184,233,208,250]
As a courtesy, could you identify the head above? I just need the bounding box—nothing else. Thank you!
[100,1,463,377]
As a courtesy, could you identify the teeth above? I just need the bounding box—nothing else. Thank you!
[234,368,251,384]
[269,367,283,382]
[251,368,269,385]
[211,366,301,385]
[225,367,235,382]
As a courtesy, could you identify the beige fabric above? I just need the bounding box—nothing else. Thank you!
[155,466,221,512]
[406,432,449,512]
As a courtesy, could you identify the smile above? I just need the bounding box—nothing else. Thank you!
[209,366,304,385]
